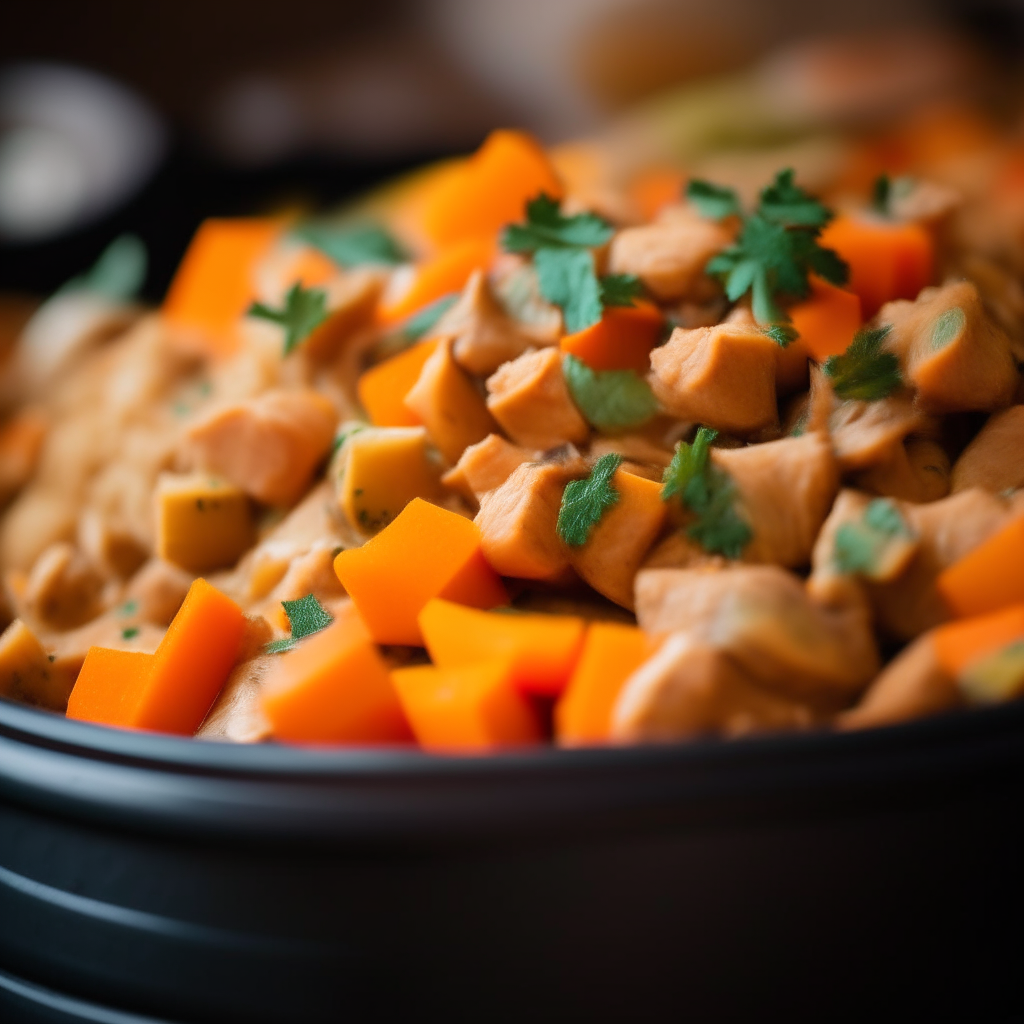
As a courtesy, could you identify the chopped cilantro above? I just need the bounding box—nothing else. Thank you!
[502,193,613,252]
[248,283,329,355]
[686,179,741,220]
[695,169,847,324]
[117,599,139,617]
[833,498,911,575]
[871,174,916,218]
[265,593,334,654]
[600,274,643,308]
[121,627,139,640]
[332,421,368,454]
[823,325,901,401]
[502,193,622,333]
[557,454,623,547]
[763,323,798,348]
[61,234,147,301]
[293,222,408,267]
[661,426,718,502]
[563,354,659,433]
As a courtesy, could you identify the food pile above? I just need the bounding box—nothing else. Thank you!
[3,112,1024,751]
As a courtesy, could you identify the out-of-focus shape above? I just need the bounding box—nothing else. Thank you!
[0,63,166,242]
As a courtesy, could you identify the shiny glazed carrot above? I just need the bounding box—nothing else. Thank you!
[560,302,664,373]
[358,339,439,427]
[937,516,1024,617]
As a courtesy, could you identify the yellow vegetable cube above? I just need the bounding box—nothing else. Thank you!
[156,473,255,572]
[0,618,75,710]
[337,427,443,534]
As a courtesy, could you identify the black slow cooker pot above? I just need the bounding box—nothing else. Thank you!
[1,694,1022,1023]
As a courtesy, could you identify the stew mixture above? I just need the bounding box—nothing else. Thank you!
[3,107,1024,752]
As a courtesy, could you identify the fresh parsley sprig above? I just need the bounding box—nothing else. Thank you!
[563,354,659,433]
[661,426,752,559]
[248,282,329,355]
[265,593,334,654]
[502,193,641,333]
[557,453,623,547]
[293,221,408,267]
[687,169,848,325]
[822,324,901,401]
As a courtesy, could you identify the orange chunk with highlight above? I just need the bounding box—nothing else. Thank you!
[162,218,284,356]
[334,498,507,646]
[67,579,247,734]
[420,130,563,249]
[789,276,862,362]
[380,237,495,323]
[555,623,652,745]
[391,659,542,752]
[629,165,687,222]
[560,302,664,373]
[568,468,669,609]
[419,598,586,696]
[933,604,1024,677]
[819,215,934,318]
[261,604,412,744]
[937,516,1024,618]
[358,339,439,427]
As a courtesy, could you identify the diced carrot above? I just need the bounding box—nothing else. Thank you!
[66,579,247,734]
[282,245,338,289]
[358,339,439,427]
[560,302,664,372]
[555,623,652,745]
[419,130,563,249]
[819,214,934,318]
[629,165,686,222]
[66,648,155,728]
[418,598,586,696]
[334,497,507,646]
[937,516,1024,617]
[391,659,542,752]
[933,604,1024,677]
[788,275,862,362]
[380,237,495,323]
[568,468,668,609]
[261,604,412,744]
[162,218,284,356]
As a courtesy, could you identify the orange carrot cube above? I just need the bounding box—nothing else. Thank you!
[937,516,1024,617]
[391,659,542,752]
[358,339,439,427]
[560,302,664,372]
[933,604,1024,677]
[418,598,586,696]
[788,276,862,362]
[334,498,507,646]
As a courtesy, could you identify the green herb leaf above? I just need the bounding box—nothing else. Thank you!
[600,274,643,308]
[833,498,911,574]
[535,247,603,333]
[557,453,623,547]
[121,627,139,641]
[661,426,718,501]
[823,325,901,401]
[248,282,329,355]
[404,293,459,340]
[686,179,741,220]
[698,168,847,325]
[763,323,798,348]
[684,466,752,558]
[265,593,334,654]
[501,193,613,252]
[757,169,833,228]
[293,222,408,266]
[563,354,659,432]
[871,174,892,217]
[62,234,147,300]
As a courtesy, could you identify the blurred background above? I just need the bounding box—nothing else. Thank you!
[1,0,1023,320]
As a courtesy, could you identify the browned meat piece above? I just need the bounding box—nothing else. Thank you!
[122,558,195,626]
[607,204,732,302]
[441,434,538,501]
[713,432,839,568]
[611,632,815,742]
[865,488,1024,641]
[405,336,497,464]
[183,389,338,506]
[880,281,1018,413]
[649,322,778,435]
[635,564,880,707]
[301,270,382,364]
[0,618,78,711]
[196,650,274,743]
[588,433,674,471]
[839,632,959,730]
[486,348,589,450]
[475,456,586,582]
[826,388,936,471]
[642,531,725,572]
[491,260,563,344]
[0,408,46,504]
[950,406,1024,493]
[21,542,106,630]
[433,270,551,376]
[854,438,951,502]
[260,544,347,613]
